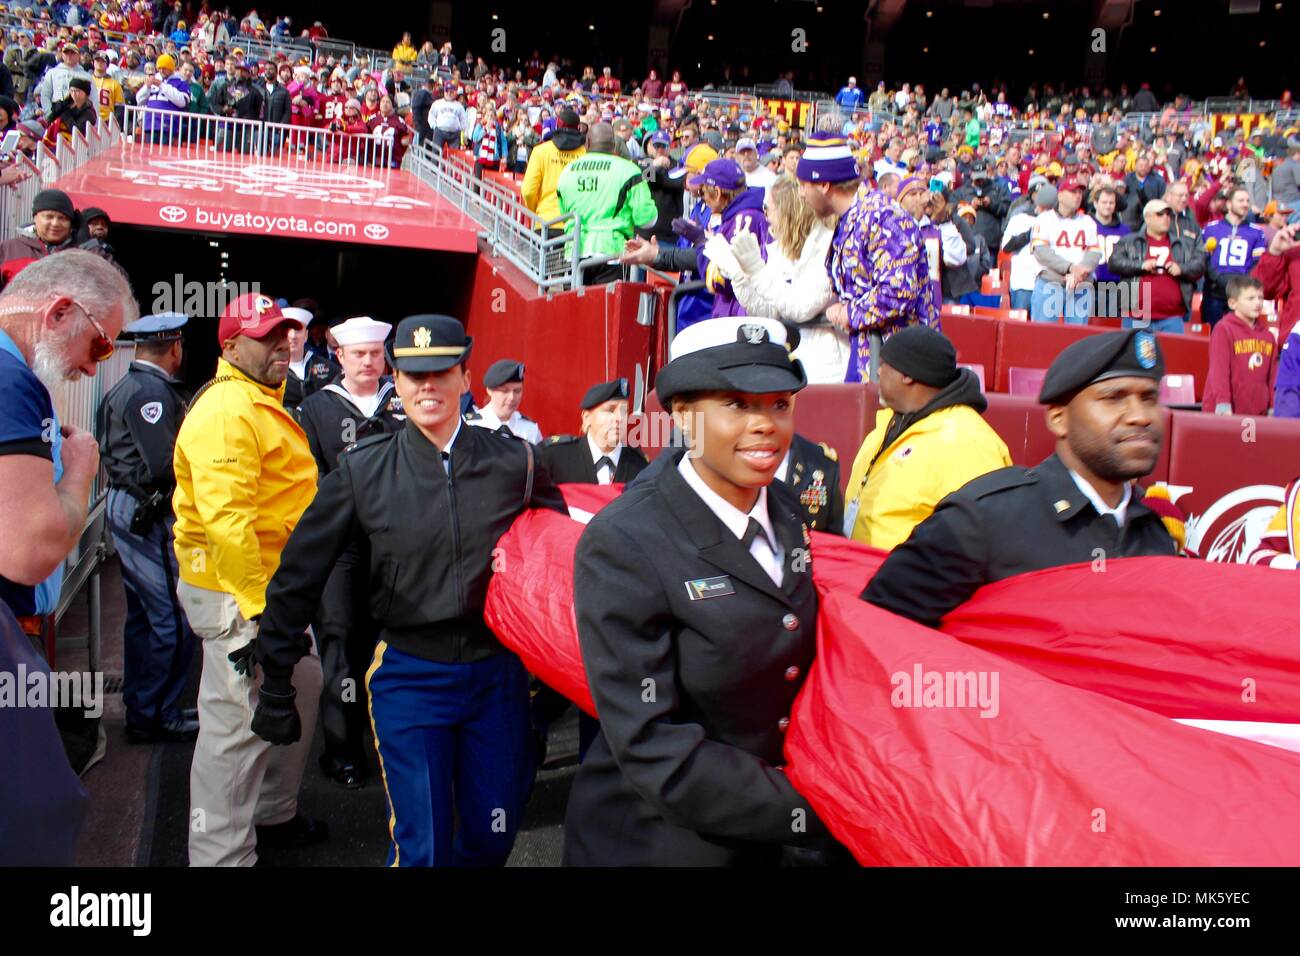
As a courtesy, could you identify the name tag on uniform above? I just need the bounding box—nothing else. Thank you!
[685,575,736,601]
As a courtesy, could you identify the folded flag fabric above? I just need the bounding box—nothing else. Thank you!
[485,486,1300,865]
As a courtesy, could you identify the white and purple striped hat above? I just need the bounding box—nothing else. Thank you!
[795,135,860,183]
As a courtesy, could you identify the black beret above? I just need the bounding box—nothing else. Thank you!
[484,359,525,388]
[580,377,629,410]
[879,325,958,388]
[1038,329,1165,405]
[385,314,472,373]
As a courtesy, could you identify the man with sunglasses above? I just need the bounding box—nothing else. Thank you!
[0,250,134,651]
[1109,198,1207,335]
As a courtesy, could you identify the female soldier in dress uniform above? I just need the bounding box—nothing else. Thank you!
[563,316,835,866]
[249,314,568,867]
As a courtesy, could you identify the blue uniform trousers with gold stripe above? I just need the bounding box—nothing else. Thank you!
[366,641,535,866]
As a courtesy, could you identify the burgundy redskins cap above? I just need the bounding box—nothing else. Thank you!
[217,293,304,344]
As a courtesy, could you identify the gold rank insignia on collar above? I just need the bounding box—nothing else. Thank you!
[1054,499,1071,513]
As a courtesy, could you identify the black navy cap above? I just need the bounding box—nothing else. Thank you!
[124,312,187,342]
[655,317,807,405]
[1038,329,1165,405]
[580,377,629,410]
[386,315,472,373]
[484,359,525,389]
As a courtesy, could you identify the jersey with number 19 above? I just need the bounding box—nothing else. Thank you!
[1202,218,1266,300]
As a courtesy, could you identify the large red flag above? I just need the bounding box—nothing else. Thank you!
[485,488,1300,865]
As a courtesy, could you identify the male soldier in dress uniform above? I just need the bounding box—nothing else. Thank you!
[251,315,568,867]
[538,377,648,485]
[864,329,1178,627]
[465,358,544,443]
[777,436,843,534]
[534,377,648,763]
[96,313,199,743]
[295,316,402,788]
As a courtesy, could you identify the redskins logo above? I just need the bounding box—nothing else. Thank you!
[254,295,274,314]
[1248,352,1265,371]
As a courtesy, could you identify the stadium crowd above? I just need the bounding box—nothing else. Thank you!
[2,3,1300,869]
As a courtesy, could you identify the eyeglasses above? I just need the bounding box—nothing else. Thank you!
[74,299,115,362]
[1153,209,1173,217]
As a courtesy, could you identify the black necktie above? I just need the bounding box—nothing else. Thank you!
[595,455,614,478]
[742,517,770,551]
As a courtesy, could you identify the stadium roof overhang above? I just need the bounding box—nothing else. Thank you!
[53,147,481,253]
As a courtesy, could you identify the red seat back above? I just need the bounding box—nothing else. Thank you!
[1008,366,1047,397]
[958,363,986,391]
[1159,374,1196,406]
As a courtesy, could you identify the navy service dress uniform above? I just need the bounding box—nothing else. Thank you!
[294,317,403,788]
[781,434,843,534]
[253,315,567,867]
[95,313,199,742]
[280,306,316,412]
[865,329,1178,628]
[564,318,834,866]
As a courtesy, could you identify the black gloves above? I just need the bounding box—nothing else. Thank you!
[228,639,257,677]
[251,684,301,745]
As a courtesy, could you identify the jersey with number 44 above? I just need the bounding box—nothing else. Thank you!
[1030,211,1100,267]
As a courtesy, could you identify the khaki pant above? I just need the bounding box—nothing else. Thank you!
[178,581,322,867]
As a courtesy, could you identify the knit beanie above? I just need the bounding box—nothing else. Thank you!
[879,325,959,387]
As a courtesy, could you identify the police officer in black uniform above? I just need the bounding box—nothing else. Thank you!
[780,435,843,533]
[294,317,403,789]
[864,329,1178,628]
[95,313,199,743]
[249,315,568,867]
[538,377,648,485]
[563,317,835,866]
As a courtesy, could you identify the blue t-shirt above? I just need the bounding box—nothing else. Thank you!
[0,330,57,617]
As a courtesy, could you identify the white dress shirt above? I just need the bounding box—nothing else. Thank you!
[1068,469,1132,526]
[678,455,784,586]
[469,406,544,444]
[587,433,622,485]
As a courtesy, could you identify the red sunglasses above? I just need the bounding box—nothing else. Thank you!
[75,299,115,362]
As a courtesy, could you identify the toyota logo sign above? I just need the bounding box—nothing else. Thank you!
[159,205,188,224]
[364,223,389,240]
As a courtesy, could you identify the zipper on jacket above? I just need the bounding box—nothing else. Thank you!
[445,462,465,621]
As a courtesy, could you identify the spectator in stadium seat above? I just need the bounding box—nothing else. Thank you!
[694,158,772,318]
[391,32,417,70]
[135,52,189,144]
[1121,153,1167,229]
[1202,275,1277,416]
[1202,186,1268,328]
[1109,198,1207,335]
[800,141,935,383]
[1259,200,1295,247]
[1090,184,1131,319]
[47,75,96,136]
[1030,177,1100,324]
[35,41,89,114]
[1161,179,1201,246]
[1002,181,1053,313]
[1255,217,1300,343]
[1271,141,1300,207]
[0,190,80,288]
[724,174,845,382]
[428,81,466,152]
[843,326,1011,550]
[521,107,586,222]
[835,75,863,111]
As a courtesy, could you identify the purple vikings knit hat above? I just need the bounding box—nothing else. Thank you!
[795,135,860,183]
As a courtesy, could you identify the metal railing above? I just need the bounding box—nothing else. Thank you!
[120,104,394,168]
[406,143,582,292]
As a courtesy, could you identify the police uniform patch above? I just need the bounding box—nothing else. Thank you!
[140,401,163,424]
[1135,331,1158,370]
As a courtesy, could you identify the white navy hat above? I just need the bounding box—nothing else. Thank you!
[657,317,806,403]
[331,316,392,347]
